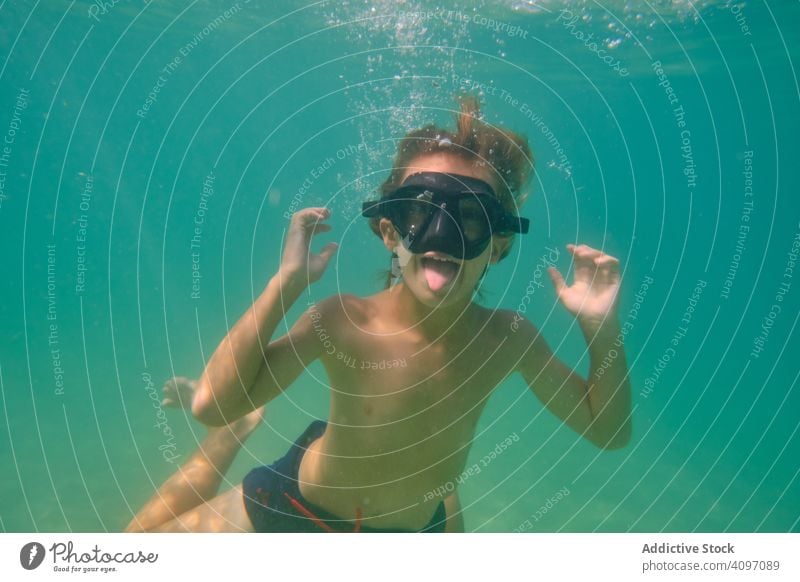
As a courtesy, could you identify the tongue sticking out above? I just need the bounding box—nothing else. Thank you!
[422,258,459,292]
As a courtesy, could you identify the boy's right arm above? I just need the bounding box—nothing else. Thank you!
[192,207,338,426]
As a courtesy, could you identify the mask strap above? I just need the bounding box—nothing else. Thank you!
[390,252,402,287]
[390,244,413,288]
[472,263,490,299]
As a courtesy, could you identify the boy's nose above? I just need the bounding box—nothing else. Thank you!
[408,207,464,257]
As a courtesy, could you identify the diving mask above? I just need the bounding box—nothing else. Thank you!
[362,172,529,260]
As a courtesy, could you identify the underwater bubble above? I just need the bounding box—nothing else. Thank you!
[268,189,281,207]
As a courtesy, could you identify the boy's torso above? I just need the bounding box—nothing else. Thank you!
[297,292,528,530]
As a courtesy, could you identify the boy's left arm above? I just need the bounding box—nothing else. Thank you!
[514,244,632,450]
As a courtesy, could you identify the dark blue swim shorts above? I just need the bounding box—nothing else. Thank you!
[242,420,447,533]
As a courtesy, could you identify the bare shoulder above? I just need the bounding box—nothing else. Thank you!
[481,308,551,368]
[309,293,371,321]
[481,307,541,342]
[303,293,374,339]
[490,310,557,375]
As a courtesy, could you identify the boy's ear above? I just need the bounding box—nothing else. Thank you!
[379,218,400,252]
[489,235,512,264]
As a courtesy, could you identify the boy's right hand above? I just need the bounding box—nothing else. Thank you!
[278,207,338,288]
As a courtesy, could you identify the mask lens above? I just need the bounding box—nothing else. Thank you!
[458,196,492,242]
[388,191,434,234]
[388,193,432,235]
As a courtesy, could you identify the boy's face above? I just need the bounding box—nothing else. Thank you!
[379,153,511,309]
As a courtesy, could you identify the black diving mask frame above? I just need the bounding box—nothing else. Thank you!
[362,171,529,260]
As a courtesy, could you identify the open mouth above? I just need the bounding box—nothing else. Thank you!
[420,254,461,292]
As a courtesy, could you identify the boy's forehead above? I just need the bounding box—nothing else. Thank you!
[402,154,494,185]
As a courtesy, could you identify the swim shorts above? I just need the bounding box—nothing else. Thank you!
[242,420,447,532]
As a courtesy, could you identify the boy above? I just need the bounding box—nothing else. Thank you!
[127,97,631,533]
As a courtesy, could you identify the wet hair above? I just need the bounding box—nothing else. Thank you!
[370,95,534,288]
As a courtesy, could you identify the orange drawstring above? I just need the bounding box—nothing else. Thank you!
[353,507,363,533]
[283,492,336,533]
[283,492,364,533]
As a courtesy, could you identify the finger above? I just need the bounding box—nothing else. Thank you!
[570,253,598,281]
[293,207,331,228]
[309,223,332,237]
[316,242,339,268]
[593,255,620,270]
[594,255,620,284]
[295,209,333,242]
[567,243,603,260]
[548,266,567,297]
[320,241,338,258]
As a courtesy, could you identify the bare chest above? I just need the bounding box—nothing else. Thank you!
[322,328,515,426]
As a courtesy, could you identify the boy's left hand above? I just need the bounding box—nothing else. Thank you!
[548,244,621,330]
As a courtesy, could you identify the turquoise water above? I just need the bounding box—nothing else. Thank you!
[1,0,798,532]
